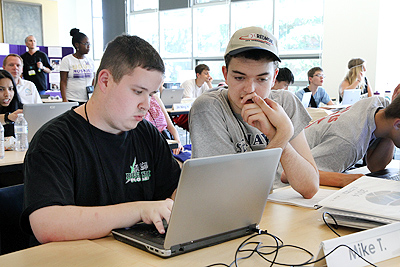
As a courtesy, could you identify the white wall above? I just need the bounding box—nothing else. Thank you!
[322,0,380,101]
[375,0,400,94]
[57,0,93,58]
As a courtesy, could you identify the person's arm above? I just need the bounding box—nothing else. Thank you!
[339,72,365,97]
[241,95,319,199]
[29,197,174,244]
[60,71,69,102]
[366,138,394,172]
[319,171,364,187]
[153,94,183,154]
[206,76,213,89]
[365,77,373,97]
[0,109,23,124]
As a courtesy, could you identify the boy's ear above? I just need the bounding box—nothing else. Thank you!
[394,119,400,130]
[97,69,112,93]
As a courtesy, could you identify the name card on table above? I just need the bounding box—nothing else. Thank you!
[314,222,400,267]
[173,103,191,111]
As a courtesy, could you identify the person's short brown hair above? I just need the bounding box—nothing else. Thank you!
[95,35,165,85]
[3,54,23,67]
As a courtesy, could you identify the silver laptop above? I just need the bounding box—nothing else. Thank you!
[112,148,282,257]
[341,89,361,105]
[23,102,78,142]
[160,88,184,108]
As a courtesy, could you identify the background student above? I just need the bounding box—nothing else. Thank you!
[20,35,53,95]
[295,67,334,107]
[0,70,23,137]
[22,35,181,244]
[60,28,95,105]
[189,26,319,199]
[271,67,294,90]
[145,92,184,155]
[3,54,42,104]
[339,58,373,102]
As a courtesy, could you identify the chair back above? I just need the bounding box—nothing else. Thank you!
[0,184,31,255]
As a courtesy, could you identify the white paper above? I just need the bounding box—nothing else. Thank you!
[315,222,400,267]
[47,46,62,58]
[49,72,60,83]
[0,43,10,55]
[316,177,400,221]
[267,187,336,209]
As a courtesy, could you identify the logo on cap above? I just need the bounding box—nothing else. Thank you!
[239,33,274,47]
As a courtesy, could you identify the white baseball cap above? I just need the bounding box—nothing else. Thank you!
[225,26,280,62]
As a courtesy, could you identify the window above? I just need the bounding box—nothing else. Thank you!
[193,4,229,57]
[160,9,192,58]
[129,12,159,50]
[92,0,103,64]
[128,0,323,86]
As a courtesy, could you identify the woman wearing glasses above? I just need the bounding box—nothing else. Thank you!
[60,28,95,105]
[339,58,373,102]
[295,67,334,108]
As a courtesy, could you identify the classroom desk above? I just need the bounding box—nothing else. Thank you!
[0,150,26,173]
[166,108,190,116]
[0,198,398,266]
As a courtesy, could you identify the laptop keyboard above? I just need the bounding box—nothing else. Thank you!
[130,221,168,245]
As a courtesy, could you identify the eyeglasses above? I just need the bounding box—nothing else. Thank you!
[80,42,90,46]
[313,74,326,78]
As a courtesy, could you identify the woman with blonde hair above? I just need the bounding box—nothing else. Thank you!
[339,58,372,101]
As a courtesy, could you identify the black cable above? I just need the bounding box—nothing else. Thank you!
[322,211,341,237]
[206,228,379,267]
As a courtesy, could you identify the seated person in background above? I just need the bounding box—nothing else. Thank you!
[305,86,400,187]
[3,54,42,104]
[339,58,373,102]
[145,92,184,155]
[181,64,213,99]
[271,67,294,90]
[174,64,213,131]
[0,70,23,137]
[189,26,319,199]
[295,67,334,107]
[22,35,181,244]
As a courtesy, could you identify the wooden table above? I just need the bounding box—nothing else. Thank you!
[0,150,26,173]
[0,199,398,266]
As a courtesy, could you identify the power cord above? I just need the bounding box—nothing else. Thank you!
[206,225,378,267]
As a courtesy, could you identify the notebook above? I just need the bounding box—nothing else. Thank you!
[366,168,400,181]
[23,102,78,142]
[160,88,184,108]
[301,92,312,108]
[341,89,361,105]
[316,176,400,229]
[112,148,282,257]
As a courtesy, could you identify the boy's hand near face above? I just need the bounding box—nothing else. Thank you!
[241,93,293,149]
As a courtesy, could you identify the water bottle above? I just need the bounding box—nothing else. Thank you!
[0,123,4,159]
[14,114,29,152]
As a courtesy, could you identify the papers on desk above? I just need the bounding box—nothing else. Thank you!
[268,187,336,209]
[316,176,400,229]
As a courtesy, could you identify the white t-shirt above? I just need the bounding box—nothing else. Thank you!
[60,54,95,102]
[16,78,42,104]
[181,79,210,98]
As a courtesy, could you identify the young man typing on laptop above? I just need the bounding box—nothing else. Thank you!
[21,35,181,243]
[189,27,319,199]
[304,86,400,187]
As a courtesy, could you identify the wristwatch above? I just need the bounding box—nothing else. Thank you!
[4,112,12,124]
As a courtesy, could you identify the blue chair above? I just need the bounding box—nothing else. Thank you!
[0,184,31,255]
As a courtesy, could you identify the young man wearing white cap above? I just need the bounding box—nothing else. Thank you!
[189,26,319,199]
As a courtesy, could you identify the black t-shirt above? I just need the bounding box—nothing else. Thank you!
[21,50,53,92]
[21,110,181,234]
